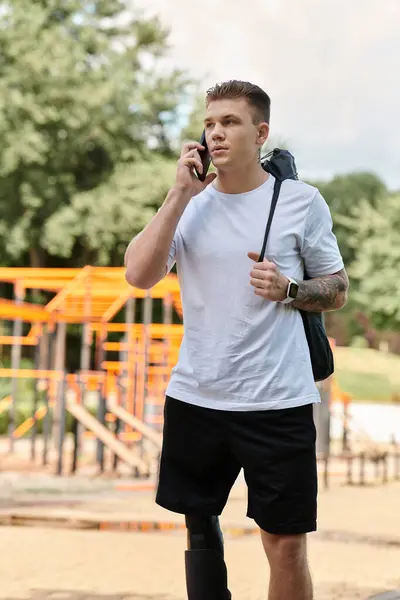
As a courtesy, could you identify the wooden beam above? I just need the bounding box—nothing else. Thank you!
[107,402,162,449]
[66,400,148,474]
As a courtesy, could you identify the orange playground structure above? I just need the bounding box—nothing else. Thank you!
[3,266,394,487]
[0,267,184,476]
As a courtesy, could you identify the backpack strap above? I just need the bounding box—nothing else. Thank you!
[258,179,282,261]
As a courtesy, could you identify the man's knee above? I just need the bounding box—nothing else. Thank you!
[261,531,308,568]
[185,515,224,556]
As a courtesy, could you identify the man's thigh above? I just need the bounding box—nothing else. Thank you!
[156,396,241,515]
[228,403,318,534]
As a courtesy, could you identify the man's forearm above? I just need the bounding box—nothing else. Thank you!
[292,268,349,312]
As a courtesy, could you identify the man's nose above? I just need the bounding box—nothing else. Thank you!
[211,125,225,140]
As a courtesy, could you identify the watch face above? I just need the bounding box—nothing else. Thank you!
[289,282,299,299]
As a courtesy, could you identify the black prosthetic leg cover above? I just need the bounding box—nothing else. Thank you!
[185,549,232,600]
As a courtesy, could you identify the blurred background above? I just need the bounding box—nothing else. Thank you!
[0,2,399,600]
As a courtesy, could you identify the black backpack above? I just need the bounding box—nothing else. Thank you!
[260,148,334,382]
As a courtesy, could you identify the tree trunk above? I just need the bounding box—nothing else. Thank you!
[29,247,46,268]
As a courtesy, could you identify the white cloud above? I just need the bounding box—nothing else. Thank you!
[134,0,400,188]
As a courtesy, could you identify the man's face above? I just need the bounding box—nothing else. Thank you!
[204,98,269,171]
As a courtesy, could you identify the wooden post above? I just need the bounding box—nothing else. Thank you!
[342,401,349,452]
[80,323,91,374]
[71,375,82,474]
[56,373,67,476]
[124,296,136,419]
[142,292,152,419]
[42,326,55,466]
[30,336,42,462]
[96,380,107,473]
[359,452,366,486]
[382,454,388,483]
[52,321,67,451]
[347,454,353,485]
[375,456,380,483]
[8,283,24,452]
[137,293,152,474]
[112,378,122,472]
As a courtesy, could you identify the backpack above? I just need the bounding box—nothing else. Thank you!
[260,148,334,382]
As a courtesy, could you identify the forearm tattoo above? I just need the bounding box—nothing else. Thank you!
[293,268,349,312]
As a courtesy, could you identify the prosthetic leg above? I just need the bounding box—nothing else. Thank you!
[185,515,232,600]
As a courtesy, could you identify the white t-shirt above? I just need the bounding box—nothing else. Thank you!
[165,175,344,411]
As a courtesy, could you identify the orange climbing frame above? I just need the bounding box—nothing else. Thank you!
[0,267,184,443]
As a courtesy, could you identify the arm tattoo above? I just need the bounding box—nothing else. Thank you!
[292,268,349,312]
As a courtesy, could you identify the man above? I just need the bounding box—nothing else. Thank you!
[125,80,348,600]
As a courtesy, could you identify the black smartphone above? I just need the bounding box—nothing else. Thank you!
[194,130,211,182]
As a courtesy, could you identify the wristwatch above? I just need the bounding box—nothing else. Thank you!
[280,277,299,304]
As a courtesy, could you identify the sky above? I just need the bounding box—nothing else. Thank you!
[133,0,400,189]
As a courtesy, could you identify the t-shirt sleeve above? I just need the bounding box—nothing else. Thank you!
[166,227,181,273]
[300,190,344,278]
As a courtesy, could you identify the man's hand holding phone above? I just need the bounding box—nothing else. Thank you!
[175,139,216,199]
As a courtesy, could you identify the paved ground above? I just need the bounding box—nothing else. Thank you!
[0,471,400,600]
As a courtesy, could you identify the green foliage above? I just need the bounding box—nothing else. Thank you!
[345,194,400,330]
[180,94,206,143]
[43,157,177,265]
[0,0,188,267]
[0,402,97,436]
[309,172,387,266]
[0,357,36,403]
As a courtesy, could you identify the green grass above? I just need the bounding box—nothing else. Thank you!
[334,347,400,403]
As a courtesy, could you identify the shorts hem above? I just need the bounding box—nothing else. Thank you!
[155,495,223,517]
[250,514,317,535]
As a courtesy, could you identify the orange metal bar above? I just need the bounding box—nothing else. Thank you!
[46,266,90,313]
[102,362,172,376]
[67,371,106,384]
[0,268,179,288]
[0,268,80,282]
[12,406,47,439]
[61,288,176,299]
[20,279,74,291]
[0,299,50,322]
[104,341,173,353]
[0,336,37,346]
[146,414,164,424]
[0,368,61,380]
[91,323,184,336]
[0,395,12,415]
[101,289,132,323]
[83,430,142,442]
[26,323,43,341]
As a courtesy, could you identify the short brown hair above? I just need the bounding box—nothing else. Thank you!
[205,80,271,124]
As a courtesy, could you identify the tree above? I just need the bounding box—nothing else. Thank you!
[303,173,388,345]
[0,0,188,267]
[309,172,387,266]
[180,94,206,143]
[345,193,400,331]
[43,156,176,265]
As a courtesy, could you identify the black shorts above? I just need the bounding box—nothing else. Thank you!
[156,396,318,535]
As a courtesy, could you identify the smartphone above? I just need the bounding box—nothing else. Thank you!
[194,130,211,182]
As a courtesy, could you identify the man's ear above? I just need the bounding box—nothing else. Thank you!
[257,122,270,147]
